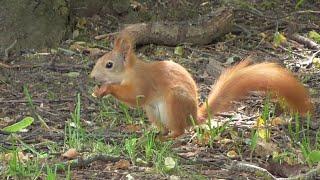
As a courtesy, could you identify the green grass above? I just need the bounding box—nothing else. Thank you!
[64,93,86,150]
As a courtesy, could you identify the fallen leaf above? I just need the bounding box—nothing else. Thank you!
[125,124,141,133]
[2,117,34,133]
[169,175,181,180]
[69,43,84,52]
[255,117,265,127]
[313,57,320,69]
[164,157,176,170]
[226,150,238,158]
[114,159,130,169]
[254,141,279,158]
[219,138,233,145]
[308,30,320,43]
[174,46,183,56]
[273,32,287,47]
[66,72,80,78]
[2,151,30,163]
[62,148,79,159]
[307,150,320,164]
[271,117,285,126]
[126,174,134,180]
[255,117,270,140]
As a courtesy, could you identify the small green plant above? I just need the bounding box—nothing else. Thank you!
[154,142,175,173]
[66,164,72,180]
[295,0,305,9]
[46,165,58,180]
[249,131,259,161]
[191,101,229,146]
[144,131,156,161]
[125,137,138,163]
[64,93,86,149]
[23,85,49,129]
[119,103,134,124]
[6,149,41,179]
[92,140,121,156]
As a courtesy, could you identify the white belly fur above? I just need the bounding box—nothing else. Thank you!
[145,100,168,125]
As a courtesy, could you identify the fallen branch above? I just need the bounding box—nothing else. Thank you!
[278,45,308,59]
[0,62,42,69]
[4,39,17,60]
[61,154,123,169]
[119,7,233,46]
[0,98,74,104]
[231,162,277,179]
[301,49,320,67]
[277,164,320,180]
[289,33,320,50]
[94,32,119,40]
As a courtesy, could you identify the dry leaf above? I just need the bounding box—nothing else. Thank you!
[125,124,141,133]
[114,159,130,169]
[126,174,135,180]
[219,138,233,145]
[62,148,79,159]
[69,43,84,52]
[226,150,238,158]
[169,175,181,180]
[164,157,176,170]
[255,141,279,158]
[3,151,30,163]
[271,117,285,126]
[255,117,270,140]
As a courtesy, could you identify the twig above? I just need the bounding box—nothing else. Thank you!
[231,162,277,179]
[278,45,308,59]
[94,32,119,40]
[236,9,320,21]
[4,39,17,60]
[277,164,320,180]
[290,33,320,50]
[61,154,123,169]
[0,62,42,69]
[302,49,320,67]
[44,63,89,72]
[0,98,74,104]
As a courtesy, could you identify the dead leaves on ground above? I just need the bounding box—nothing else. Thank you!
[62,148,79,159]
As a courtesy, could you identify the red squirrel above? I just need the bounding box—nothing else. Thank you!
[90,34,312,140]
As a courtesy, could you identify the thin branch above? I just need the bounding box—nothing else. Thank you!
[61,154,123,169]
[278,164,320,180]
[231,162,277,179]
[0,98,74,104]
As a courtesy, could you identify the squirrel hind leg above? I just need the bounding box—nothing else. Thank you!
[165,87,198,139]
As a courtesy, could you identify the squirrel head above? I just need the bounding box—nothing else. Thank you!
[90,35,136,85]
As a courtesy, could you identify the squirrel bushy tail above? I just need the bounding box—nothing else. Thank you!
[197,59,312,122]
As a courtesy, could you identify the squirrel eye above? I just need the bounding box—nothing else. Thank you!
[105,62,113,69]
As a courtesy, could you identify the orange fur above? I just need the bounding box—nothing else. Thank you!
[90,35,313,140]
[197,59,313,120]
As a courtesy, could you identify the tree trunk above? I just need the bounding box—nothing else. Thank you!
[0,0,70,57]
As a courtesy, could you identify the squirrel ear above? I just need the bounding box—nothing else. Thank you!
[114,36,133,58]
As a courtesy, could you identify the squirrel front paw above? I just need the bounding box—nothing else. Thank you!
[92,85,111,98]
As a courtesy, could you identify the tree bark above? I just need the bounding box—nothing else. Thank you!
[0,0,70,57]
[119,7,234,46]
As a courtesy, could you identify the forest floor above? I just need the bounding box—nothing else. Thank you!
[1,0,320,179]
